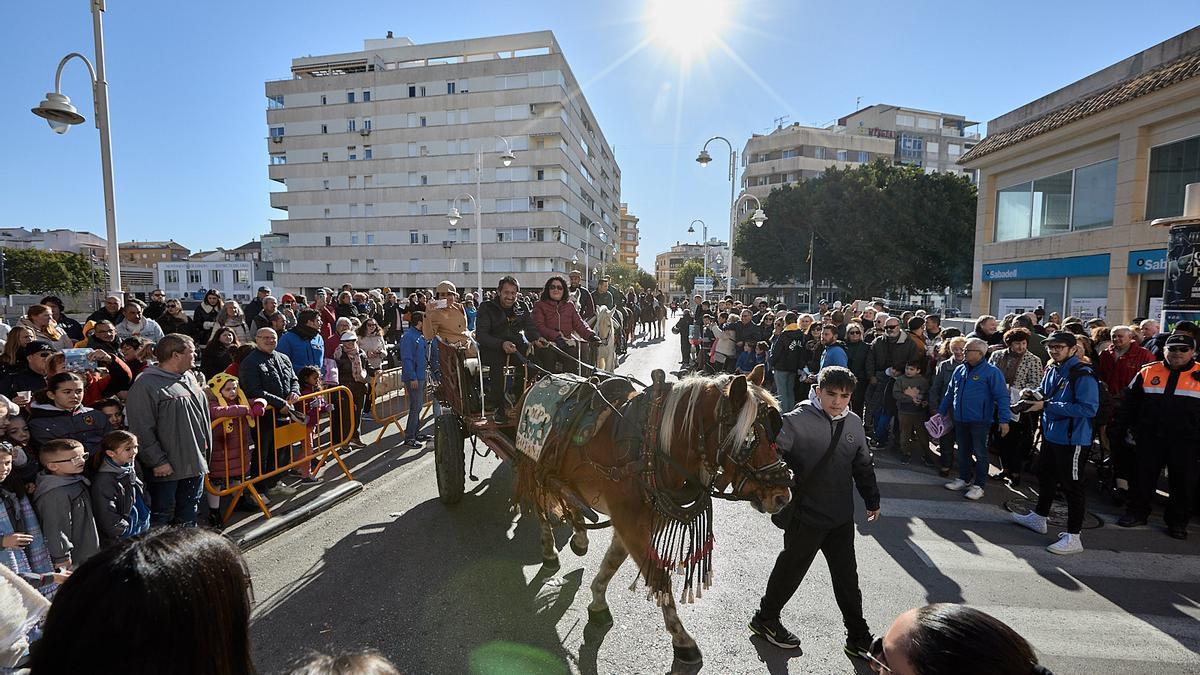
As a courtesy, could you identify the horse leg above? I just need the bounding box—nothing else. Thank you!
[660,577,703,666]
[569,512,590,556]
[586,536,627,626]
[538,511,560,570]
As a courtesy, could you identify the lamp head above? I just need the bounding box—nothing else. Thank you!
[32,92,85,133]
[572,254,579,265]
[696,149,712,167]
[751,208,768,228]
[500,150,515,167]
[687,225,695,234]
[447,207,461,227]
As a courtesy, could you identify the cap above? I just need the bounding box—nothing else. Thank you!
[1044,330,1077,347]
[436,280,459,297]
[568,269,582,277]
[280,293,296,303]
[258,286,271,293]
[21,340,59,359]
[833,301,843,309]
[599,276,610,283]
[1165,333,1196,350]
[340,331,358,342]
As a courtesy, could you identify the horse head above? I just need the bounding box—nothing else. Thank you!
[595,305,613,338]
[659,366,792,515]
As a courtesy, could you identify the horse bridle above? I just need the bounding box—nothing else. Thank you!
[698,398,793,500]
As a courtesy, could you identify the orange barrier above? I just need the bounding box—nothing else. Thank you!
[204,385,355,522]
[370,367,434,440]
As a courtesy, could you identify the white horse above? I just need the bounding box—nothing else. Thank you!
[593,305,618,372]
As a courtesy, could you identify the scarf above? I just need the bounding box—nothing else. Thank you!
[0,487,54,595]
[207,373,255,432]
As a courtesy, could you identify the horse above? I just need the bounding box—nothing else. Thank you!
[591,304,618,372]
[639,296,656,339]
[514,365,791,671]
[623,300,640,347]
[655,300,668,339]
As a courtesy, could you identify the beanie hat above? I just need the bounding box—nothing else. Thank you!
[207,373,255,432]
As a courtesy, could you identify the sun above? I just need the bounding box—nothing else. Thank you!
[645,0,730,63]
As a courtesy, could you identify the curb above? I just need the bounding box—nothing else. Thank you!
[231,481,364,551]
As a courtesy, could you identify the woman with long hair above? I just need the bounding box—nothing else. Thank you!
[201,327,239,380]
[17,305,72,350]
[157,298,191,335]
[217,301,250,343]
[192,290,223,346]
[0,327,34,375]
[532,275,597,374]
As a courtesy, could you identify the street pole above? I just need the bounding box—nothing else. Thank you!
[475,147,482,296]
[92,0,122,295]
[809,231,816,313]
[697,137,740,299]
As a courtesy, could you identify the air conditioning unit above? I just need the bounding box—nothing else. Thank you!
[271,136,283,143]
[360,128,371,136]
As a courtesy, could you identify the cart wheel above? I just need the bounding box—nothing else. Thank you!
[434,413,465,505]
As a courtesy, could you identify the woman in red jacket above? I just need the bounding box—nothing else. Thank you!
[532,275,597,374]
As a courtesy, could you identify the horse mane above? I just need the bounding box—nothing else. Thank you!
[658,375,778,455]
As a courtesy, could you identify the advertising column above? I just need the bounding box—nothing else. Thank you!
[1152,183,1200,330]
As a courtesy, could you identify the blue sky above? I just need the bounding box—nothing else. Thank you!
[2,1,1198,270]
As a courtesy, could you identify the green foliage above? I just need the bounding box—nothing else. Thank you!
[734,160,977,299]
[1,248,97,296]
[674,258,715,294]
[604,260,640,292]
[635,269,657,291]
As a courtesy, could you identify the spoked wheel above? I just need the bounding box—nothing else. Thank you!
[434,412,465,505]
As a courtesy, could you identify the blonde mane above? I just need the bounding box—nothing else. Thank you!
[658,374,778,456]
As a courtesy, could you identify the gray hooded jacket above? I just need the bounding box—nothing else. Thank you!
[126,365,211,482]
[32,473,99,566]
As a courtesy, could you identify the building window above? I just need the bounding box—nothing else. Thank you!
[364,146,372,160]
[270,154,286,165]
[1147,135,1200,220]
[210,270,222,284]
[321,95,327,105]
[836,149,848,161]
[896,114,915,127]
[321,124,327,134]
[410,230,419,244]
[267,94,284,109]
[324,209,331,218]
[994,158,1116,241]
[364,203,375,216]
[323,179,330,190]
[347,119,356,132]
[537,169,545,181]
[447,81,456,94]
[325,236,332,246]
[322,152,329,162]
[367,233,375,244]
[363,90,371,102]
[419,116,427,127]
[234,269,248,284]
[408,84,416,98]
[347,92,355,103]
[462,261,470,273]
[187,270,201,284]
[363,119,371,131]
[269,127,284,138]
[422,234,429,244]
[420,175,428,186]
[351,233,359,245]
[164,270,178,284]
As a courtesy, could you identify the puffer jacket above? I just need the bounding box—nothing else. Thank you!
[126,365,212,481]
[1039,355,1099,446]
[28,404,113,455]
[937,359,1010,425]
[770,326,808,373]
[866,331,922,379]
[89,457,148,547]
[207,392,257,480]
[532,298,595,343]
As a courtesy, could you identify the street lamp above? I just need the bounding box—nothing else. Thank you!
[447,193,478,292]
[687,219,709,297]
[31,2,122,296]
[696,136,738,297]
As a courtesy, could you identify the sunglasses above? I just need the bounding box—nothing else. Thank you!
[847,330,862,335]
[1167,345,1194,353]
[885,325,900,331]
[868,637,893,673]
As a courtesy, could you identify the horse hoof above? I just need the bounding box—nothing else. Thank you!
[587,606,613,627]
[672,645,703,666]
[542,556,560,571]
[570,538,589,556]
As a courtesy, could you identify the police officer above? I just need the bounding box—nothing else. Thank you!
[1116,334,1200,540]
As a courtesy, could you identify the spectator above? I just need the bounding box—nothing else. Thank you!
[217,300,251,343]
[252,295,282,332]
[245,286,271,323]
[870,603,1048,675]
[144,289,167,322]
[930,336,967,477]
[866,315,921,450]
[1138,318,1160,349]
[39,296,83,342]
[114,300,164,343]
[940,337,1010,501]
[86,294,124,327]
[201,326,239,380]
[843,322,871,418]
[325,318,353,359]
[334,332,373,448]
[0,341,59,401]
[1012,314,1048,364]
[278,309,326,379]
[1097,325,1155,499]
[206,373,269,527]
[192,290,223,346]
[28,372,113,456]
[157,298,191,335]
[335,291,360,320]
[93,397,125,430]
[892,359,931,465]
[400,312,429,449]
[818,324,848,369]
[119,336,153,380]
[1011,331,1098,554]
[240,328,304,494]
[18,305,72,350]
[278,294,299,329]
[0,328,34,377]
[83,320,120,355]
[312,289,338,340]
[32,438,99,570]
[769,312,806,413]
[672,309,694,366]
[967,314,1004,350]
[0,442,64,596]
[423,281,474,356]
[567,270,596,322]
[87,429,149,548]
[126,334,211,527]
[1116,334,1200,540]
[989,328,1043,486]
[30,527,256,674]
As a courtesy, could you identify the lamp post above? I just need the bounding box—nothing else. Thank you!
[583,221,604,289]
[31,1,122,295]
[447,136,514,295]
[696,136,740,298]
[571,247,586,281]
[687,219,708,297]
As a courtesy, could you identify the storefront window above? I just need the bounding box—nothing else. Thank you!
[990,278,1064,318]
[994,158,1116,241]
[1065,276,1109,321]
[996,182,1032,241]
[1031,171,1072,237]
[1072,159,1117,230]
[1146,135,1200,220]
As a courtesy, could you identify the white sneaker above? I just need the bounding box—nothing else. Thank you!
[1012,510,1048,534]
[964,485,984,501]
[944,478,968,491]
[1046,532,1083,555]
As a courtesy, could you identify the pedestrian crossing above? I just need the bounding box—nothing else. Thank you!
[864,452,1200,673]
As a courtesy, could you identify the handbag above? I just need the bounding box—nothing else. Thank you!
[772,417,846,529]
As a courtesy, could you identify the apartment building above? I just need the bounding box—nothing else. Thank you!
[655,240,727,296]
[839,105,981,180]
[740,123,895,204]
[0,227,107,259]
[265,31,622,295]
[959,26,1200,323]
[117,240,190,267]
[618,203,639,267]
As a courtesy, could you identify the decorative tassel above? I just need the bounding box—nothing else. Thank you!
[687,587,695,604]
[629,579,639,593]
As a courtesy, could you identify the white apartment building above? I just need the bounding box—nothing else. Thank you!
[265,31,622,295]
[158,260,269,302]
[740,123,895,204]
[838,105,981,180]
[0,227,107,259]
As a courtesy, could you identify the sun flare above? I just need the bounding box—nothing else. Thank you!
[645,0,730,62]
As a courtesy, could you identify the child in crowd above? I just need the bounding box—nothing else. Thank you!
[225,344,256,377]
[296,366,328,483]
[206,374,268,529]
[736,342,757,375]
[893,359,932,465]
[87,430,149,548]
[32,439,99,570]
[28,372,113,457]
[118,337,153,380]
[755,341,770,369]
[92,397,125,430]
[0,442,65,596]
[4,416,37,492]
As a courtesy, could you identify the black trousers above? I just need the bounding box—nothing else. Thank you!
[995,416,1032,474]
[1127,436,1199,528]
[758,520,870,639]
[485,358,525,410]
[1035,441,1087,534]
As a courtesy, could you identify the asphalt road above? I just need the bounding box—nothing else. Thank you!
[245,323,1200,674]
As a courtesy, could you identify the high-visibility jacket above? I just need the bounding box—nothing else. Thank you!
[1116,359,1200,443]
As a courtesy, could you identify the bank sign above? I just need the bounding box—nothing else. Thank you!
[981,254,1110,282]
[1127,249,1167,275]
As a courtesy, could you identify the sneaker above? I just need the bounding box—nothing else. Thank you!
[944,478,968,491]
[964,485,984,501]
[1012,510,1048,534]
[295,475,322,485]
[843,634,874,660]
[1117,514,1148,528]
[748,614,802,649]
[1046,532,1083,555]
[403,438,424,449]
[415,434,434,441]
[266,483,298,498]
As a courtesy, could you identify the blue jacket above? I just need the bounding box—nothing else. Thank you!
[736,350,756,373]
[400,326,427,383]
[820,343,848,370]
[1039,356,1099,446]
[277,326,325,379]
[938,359,1010,424]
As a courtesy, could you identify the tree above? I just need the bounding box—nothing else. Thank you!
[635,269,657,291]
[1,248,96,297]
[604,260,640,292]
[674,258,713,295]
[734,160,977,299]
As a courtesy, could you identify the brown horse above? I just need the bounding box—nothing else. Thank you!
[515,366,791,671]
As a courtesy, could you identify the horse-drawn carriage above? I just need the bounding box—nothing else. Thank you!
[427,336,794,669]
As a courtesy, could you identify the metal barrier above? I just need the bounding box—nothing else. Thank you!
[370,367,434,439]
[204,385,356,522]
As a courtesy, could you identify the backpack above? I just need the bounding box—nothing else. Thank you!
[1066,363,1114,428]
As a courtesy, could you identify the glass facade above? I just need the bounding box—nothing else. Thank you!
[1146,135,1200,220]
[994,158,1116,241]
